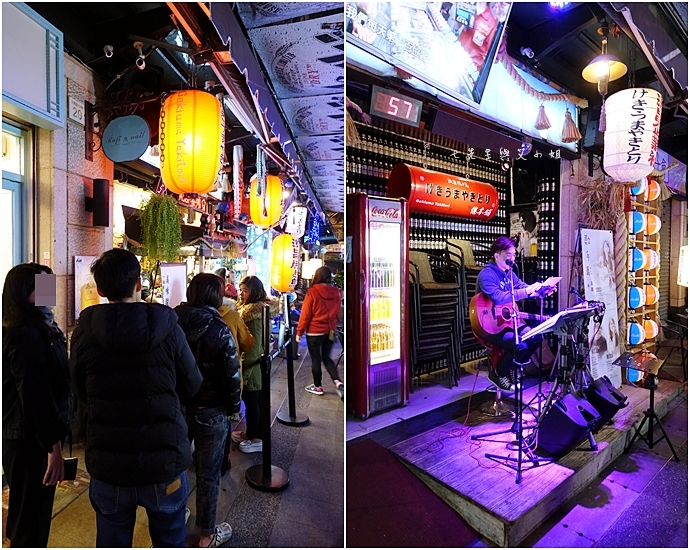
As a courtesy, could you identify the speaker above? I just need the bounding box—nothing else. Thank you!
[537,393,601,457]
[88,178,110,227]
[584,376,628,433]
[582,105,604,152]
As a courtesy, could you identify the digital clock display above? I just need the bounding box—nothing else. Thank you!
[369,85,422,128]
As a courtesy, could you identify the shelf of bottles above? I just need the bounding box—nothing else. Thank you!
[535,175,560,315]
[346,117,509,365]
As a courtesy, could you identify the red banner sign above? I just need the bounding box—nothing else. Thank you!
[177,194,208,213]
[387,164,498,220]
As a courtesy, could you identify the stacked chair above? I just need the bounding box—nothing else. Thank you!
[408,251,463,389]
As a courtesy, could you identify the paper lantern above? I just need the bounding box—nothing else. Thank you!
[628,322,645,345]
[627,211,646,234]
[628,247,644,271]
[642,248,659,270]
[628,286,644,309]
[603,88,663,182]
[630,178,647,196]
[159,90,224,195]
[645,179,661,201]
[249,174,283,229]
[643,318,659,339]
[271,233,299,293]
[644,284,659,305]
[285,204,309,238]
[645,214,661,235]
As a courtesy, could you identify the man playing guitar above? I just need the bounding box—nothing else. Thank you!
[473,236,556,392]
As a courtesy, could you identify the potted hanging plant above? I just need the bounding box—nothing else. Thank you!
[139,193,182,263]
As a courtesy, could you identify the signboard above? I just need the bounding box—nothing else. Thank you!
[581,229,622,387]
[178,194,208,213]
[679,246,689,287]
[160,262,187,309]
[280,95,344,136]
[369,85,423,127]
[74,256,106,319]
[387,163,498,220]
[102,115,150,162]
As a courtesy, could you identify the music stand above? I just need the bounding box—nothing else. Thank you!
[617,352,680,461]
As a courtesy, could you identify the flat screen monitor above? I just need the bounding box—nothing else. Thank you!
[346,2,512,107]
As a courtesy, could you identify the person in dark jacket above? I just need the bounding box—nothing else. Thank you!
[69,248,202,548]
[3,263,71,547]
[174,273,241,548]
[296,266,344,399]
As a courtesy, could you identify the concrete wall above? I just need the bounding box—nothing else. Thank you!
[36,53,113,333]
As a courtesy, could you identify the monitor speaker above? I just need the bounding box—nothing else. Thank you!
[582,105,604,151]
[584,376,628,433]
[537,393,601,457]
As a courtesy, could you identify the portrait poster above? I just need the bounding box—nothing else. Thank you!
[581,229,621,387]
[510,208,538,257]
[74,256,107,320]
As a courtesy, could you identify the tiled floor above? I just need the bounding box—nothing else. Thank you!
[2,338,344,548]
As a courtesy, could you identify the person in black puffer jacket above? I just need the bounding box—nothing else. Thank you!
[174,273,241,548]
[69,249,202,548]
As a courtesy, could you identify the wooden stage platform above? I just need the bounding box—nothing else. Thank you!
[388,377,685,547]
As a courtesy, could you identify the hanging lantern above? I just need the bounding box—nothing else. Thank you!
[629,247,644,271]
[642,248,660,270]
[159,90,224,195]
[249,173,283,229]
[628,286,644,309]
[643,318,659,339]
[233,144,244,219]
[285,204,309,238]
[645,179,661,201]
[644,284,659,305]
[627,211,646,234]
[271,233,299,293]
[645,214,661,235]
[628,322,645,345]
[630,177,647,196]
[603,88,663,182]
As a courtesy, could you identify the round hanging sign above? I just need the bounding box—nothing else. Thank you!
[628,322,645,345]
[628,286,644,309]
[102,115,150,162]
[628,247,644,271]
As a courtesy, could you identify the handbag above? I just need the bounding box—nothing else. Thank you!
[63,427,78,481]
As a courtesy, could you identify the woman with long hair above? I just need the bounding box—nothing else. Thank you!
[174,273,240,547]
[296,266,344,399]
[2,263,71,547]
[230,276,280,454]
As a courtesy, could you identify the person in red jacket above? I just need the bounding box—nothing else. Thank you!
[296,266,344,400]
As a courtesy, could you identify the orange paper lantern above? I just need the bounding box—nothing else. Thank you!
[644,179,661,201]
[271,233,299,293]
[645,214,661,235]
[642,248,660,270]
[249,174,283,229]
[643,318,659,339]
[159,90,224,195]
[644,284,659,305]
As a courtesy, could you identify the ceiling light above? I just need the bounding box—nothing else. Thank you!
[582,21,627,96]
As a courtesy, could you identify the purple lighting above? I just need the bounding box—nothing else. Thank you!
[550,1,571,8]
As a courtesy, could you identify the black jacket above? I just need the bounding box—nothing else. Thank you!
[3,323,71,451]
[69,303,202,486]
[174,303,241,414]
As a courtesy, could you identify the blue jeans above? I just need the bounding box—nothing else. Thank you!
[185,407,228,536]
[89,472,188,547]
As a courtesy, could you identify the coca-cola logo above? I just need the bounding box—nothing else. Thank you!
[371,206,400,219]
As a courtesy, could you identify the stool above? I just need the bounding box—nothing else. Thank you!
[478,341,512,417]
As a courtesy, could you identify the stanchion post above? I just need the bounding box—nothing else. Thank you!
[278,293,309,426]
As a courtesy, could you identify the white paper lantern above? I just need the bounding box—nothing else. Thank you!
[603,88,662,182]
[284,204,309,238]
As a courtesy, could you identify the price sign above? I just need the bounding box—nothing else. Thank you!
[369,85,422,128]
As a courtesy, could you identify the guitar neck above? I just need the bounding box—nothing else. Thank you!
[518,312,547,323]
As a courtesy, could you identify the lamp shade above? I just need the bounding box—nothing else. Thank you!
[249,174,283,229]
[271,233,299,293]
[582,53,628,83]
[644,284,659,305]
[643,318,659,339]
[603,88,663,182]
[645,179,661,201]
[628,322,645,345]
[630,177,648,196]
[628,286,644,309]
[159,90,224,195]
[629,247,644,271]
[645,214,661,235]
[628,211,646,234]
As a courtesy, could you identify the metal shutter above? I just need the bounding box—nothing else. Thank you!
[658,199,672,320]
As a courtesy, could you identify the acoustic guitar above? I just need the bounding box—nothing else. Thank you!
[469,293,549,341]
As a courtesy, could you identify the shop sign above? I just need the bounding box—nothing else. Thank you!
[285,204,308,238]
[102,115,150,162]
[160,263,187,309]
[388,163,498,220]
[368,199,401,223]
[178,194,207,213]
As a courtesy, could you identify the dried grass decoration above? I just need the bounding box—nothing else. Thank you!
[577,176,625,231]
[140,193,182,262]
[561,108,582,143]
[535,103,551,130]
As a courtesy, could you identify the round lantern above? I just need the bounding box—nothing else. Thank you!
[271,233,299,293]
[642,248,659,270]
[630,177,647,196]
[603,88,663,182]
[628,322,645,345]
[628,286,644,309]
[645,179,661,201]
[159,90,224,195]
[249,174,283,229]
[628,211,646,234]
[644,284,659,305]
[628,247,644,271]
[643,318,659,339]
[645,214,661,235]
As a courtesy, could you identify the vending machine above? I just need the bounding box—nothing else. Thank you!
[346,193,409,419]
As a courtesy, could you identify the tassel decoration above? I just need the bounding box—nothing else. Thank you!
[561,108,582,143]
[535,104,551,130]
[598,99,606,133]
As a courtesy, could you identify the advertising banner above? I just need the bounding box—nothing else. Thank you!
[74,256,107,320]
[160,263,187,309]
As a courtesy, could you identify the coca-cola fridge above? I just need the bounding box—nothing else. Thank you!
[346,193,409,419]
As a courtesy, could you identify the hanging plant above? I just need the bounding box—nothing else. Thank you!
[139,193,182,262]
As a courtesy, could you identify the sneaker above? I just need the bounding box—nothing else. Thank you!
[185,508,191,525]
[239,439,263,454]
[305,384,324,395]
[230,430,248,444]
[200,522,233,548]
[335,381,344,401]
[488,370,515,393]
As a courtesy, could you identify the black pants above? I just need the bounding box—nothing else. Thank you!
[306,334,341,387]
[2,437,57,547]
[242,389,263,441]
[482,325,542,378]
